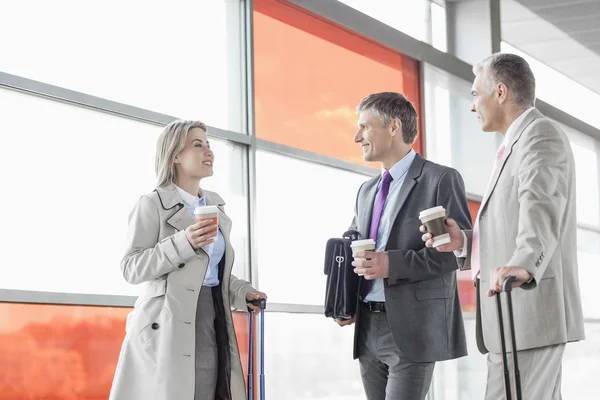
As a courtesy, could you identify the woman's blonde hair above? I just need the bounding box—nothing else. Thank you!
[155,120,207,188]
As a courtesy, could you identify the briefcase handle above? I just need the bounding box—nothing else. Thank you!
[342,230,359,241]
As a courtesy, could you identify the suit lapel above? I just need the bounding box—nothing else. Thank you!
[479,109,541,213]
[359,177,380,240]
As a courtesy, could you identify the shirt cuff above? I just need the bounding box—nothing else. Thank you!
[453,231,469,258]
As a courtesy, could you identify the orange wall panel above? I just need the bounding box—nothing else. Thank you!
[456,200,481,312]
[0,302,249,400]
[254,0,423,166]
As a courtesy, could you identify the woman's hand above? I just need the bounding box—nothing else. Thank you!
[246,290,267,312]
[184,219,217,249]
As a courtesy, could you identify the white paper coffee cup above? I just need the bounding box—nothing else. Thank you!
[351,238,376,264]
[419,206,450,247]
[193,205,219,239]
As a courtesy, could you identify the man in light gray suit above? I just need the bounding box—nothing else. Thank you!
[421,53,585,399]
[337,92,471,400]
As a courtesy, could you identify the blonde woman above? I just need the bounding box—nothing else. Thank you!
[110,120,266,400]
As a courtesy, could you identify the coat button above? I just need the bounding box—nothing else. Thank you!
[152,322,160,330]
[178,263,185,268]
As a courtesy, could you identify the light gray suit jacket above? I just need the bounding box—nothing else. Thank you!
[458,109,586,354]
[350,154,472,362]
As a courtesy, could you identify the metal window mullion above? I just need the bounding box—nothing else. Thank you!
[0,71,251,146]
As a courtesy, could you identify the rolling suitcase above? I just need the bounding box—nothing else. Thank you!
[495,276,522,400]
[247,298,266,400]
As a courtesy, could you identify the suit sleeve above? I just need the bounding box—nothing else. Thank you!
[388,168,473,284]
[456,229,473,271]
[120,195,197,285]
[507,125,568,289]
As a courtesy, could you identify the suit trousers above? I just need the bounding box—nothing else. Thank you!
[484,343,565,400]
[357,307,435,400]
[194,286,218,400]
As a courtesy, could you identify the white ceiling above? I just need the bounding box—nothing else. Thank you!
[501,0,600,95]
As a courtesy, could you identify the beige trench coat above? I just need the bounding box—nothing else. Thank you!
[109,184,253,400]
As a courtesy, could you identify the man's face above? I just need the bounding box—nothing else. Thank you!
[471,71,501,132]
[353,109,395,163]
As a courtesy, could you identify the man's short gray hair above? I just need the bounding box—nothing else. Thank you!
[473,53,536,109]
[356,92,418,144]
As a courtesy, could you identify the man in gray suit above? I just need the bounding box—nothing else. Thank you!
[336,92,471,400]
[421,53,585,399]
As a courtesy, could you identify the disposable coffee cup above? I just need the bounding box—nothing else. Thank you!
[419,206,450,247]
[193,205,219,239]
[351,239,376,262]
[351,239,375,276]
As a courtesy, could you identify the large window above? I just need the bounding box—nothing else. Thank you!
[337,0,447,51]
[556,121,600,227]
[0,88,249,295]
[255,150,370,305]
[0,0,245,131]
[0,302,249,399]
[423,64,503,197]
[265,312,363,399]
[254,0,423,165]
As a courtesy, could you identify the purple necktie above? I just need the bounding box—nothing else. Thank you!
[360,170,393,298]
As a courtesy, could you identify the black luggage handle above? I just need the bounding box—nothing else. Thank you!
[494,276,522,400]
[247,298,267,310]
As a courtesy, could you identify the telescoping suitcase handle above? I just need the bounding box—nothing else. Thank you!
[494,276,522,400]
[247,298,267,400]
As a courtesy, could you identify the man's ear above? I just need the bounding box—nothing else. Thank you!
[496,82,509,104]
[390,118,403,138]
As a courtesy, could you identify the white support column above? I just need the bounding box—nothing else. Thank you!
[446,0,501,65]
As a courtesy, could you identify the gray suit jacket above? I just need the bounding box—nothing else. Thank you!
[350,154,471,362]
[458,109,586,354]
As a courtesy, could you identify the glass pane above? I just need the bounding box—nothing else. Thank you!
[0,0,244,131]
[265,312,364,400]
[254,0,423,165]
[430,317,487,400]
[552,120,600,227]
[338,0,431,44]
[255,150,371,304]
[0,88,248,295]
[563,323,600,398]
[431,3,448,52]
[424,64,503,197]
[577,228,600,319]
[0,302,249,398]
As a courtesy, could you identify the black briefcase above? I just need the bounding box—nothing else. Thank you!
[324,230,360,320]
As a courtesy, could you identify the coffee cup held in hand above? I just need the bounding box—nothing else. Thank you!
[351,239,376,276]
[193,205,219,239]
[419,206,450,247]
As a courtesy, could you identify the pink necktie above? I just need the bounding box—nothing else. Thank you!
[471,144,506,280]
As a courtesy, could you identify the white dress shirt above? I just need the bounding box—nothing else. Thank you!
[365,149,417,302]
[455,107,536,258]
